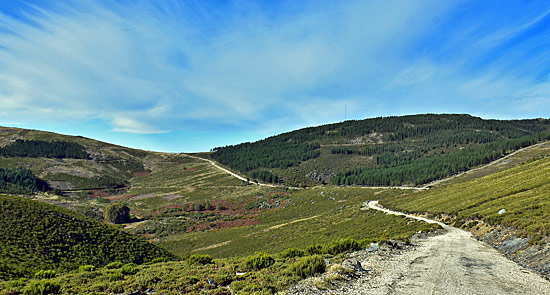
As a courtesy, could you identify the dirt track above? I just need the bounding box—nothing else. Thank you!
[290,201,550,295]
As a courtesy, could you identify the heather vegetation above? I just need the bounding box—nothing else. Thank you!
[380,156,550,242]
[1,121,548,294]
[0,195,174,280]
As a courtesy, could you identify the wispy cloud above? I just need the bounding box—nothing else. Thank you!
[0,0,549,151]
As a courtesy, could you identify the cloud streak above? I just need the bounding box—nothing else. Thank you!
[0,0,549,151]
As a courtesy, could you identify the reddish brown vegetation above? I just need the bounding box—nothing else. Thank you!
[132,170,150,177]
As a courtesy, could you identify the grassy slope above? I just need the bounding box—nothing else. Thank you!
[380,155,550,242]
[0,195,175,280]
[161,187,439,258]
[0,187,439,295]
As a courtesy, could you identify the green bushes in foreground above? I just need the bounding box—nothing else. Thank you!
[105,261,123,269]
[22,280,61,295]
[34,270,56,279]
[187,254,213,265]
[280,248,306,258]
[78,265,95,272]
[304,238,361,256]
[289,255,326,278]
[244,252,275,270]
[120,263,139,275]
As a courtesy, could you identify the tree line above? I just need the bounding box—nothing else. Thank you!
[332,132,550,186]
[210,114,550,184]
[0,168,48,194]
[0,139,89,159]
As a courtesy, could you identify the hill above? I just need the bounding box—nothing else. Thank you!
[380,148,550,277]
[0,126,150,195]
[0,194,175,280]
[210,114,550,186]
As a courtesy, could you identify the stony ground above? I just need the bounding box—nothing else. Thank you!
[288,203,550,295]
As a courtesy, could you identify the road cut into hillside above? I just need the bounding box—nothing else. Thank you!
[290,201,550,295]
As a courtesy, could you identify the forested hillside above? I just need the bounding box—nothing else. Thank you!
[0,127,147,195]
[211,114,550,186]
[0,168,48,194]
[0,195,175,280]
[0,139,89,159]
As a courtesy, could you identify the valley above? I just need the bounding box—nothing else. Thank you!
[0,115,549,294]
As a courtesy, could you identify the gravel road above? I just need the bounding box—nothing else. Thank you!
[289,201,550,295]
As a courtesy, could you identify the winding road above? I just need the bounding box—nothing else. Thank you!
[351,201,550,294]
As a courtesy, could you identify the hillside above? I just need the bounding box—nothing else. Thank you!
[0,195,175,280]
[211,114,550,186]
[380,153,550,277]
[0,127,149,195]
[0,123,549,293]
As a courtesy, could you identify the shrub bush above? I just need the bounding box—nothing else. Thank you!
[105,203,131,224]
[105,261,123,269]
[109,271,124,282]
[151,257,167,264]
[280,248,305,258]
[306,244,324,255]
[79,265,95,272]
[120,263,139,275]
[187,254,213,265]
[244,252,275,270]
[23,280,61,295]
[8,278,27,288]
[34,270,56,279]
[289,255,326,278]
[323,238,360,255]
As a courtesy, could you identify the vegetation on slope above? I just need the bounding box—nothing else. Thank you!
[1,187,440,295]
[0,168,48,194]
[333,133,550,186]
[0,127,147,194]
[380,156,550,242]
[0,140,88,159]
[0,195,175,280]
[159,187,439,258]
[0,237,384,295]
[211,114,550,185]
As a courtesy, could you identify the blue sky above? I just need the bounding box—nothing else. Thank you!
[0,0,549,152]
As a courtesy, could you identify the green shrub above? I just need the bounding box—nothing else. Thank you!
[244,252,275,270]
[105,261,123,269]
[213,274,234,286]
[280,248,305,258]
[120,263,139,275]
[324,238,360,255]
[306,244,324,255]
[34,270,56,279]
[109,271,124,282]
[289,255,326,278]
[23,280,61,295]
[79,265,95,272]
[105,203,131,224]
[230,280,247,292]
[8,278,27,288]
[187,254,213,265]
[151,257,167,264]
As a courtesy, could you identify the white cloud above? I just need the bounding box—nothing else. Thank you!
[111,117,168,134]
[0,0,548,145]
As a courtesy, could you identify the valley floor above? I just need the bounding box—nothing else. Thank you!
[289,203,550,295]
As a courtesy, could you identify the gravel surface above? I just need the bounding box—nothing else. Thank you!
[288,201,550,295]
